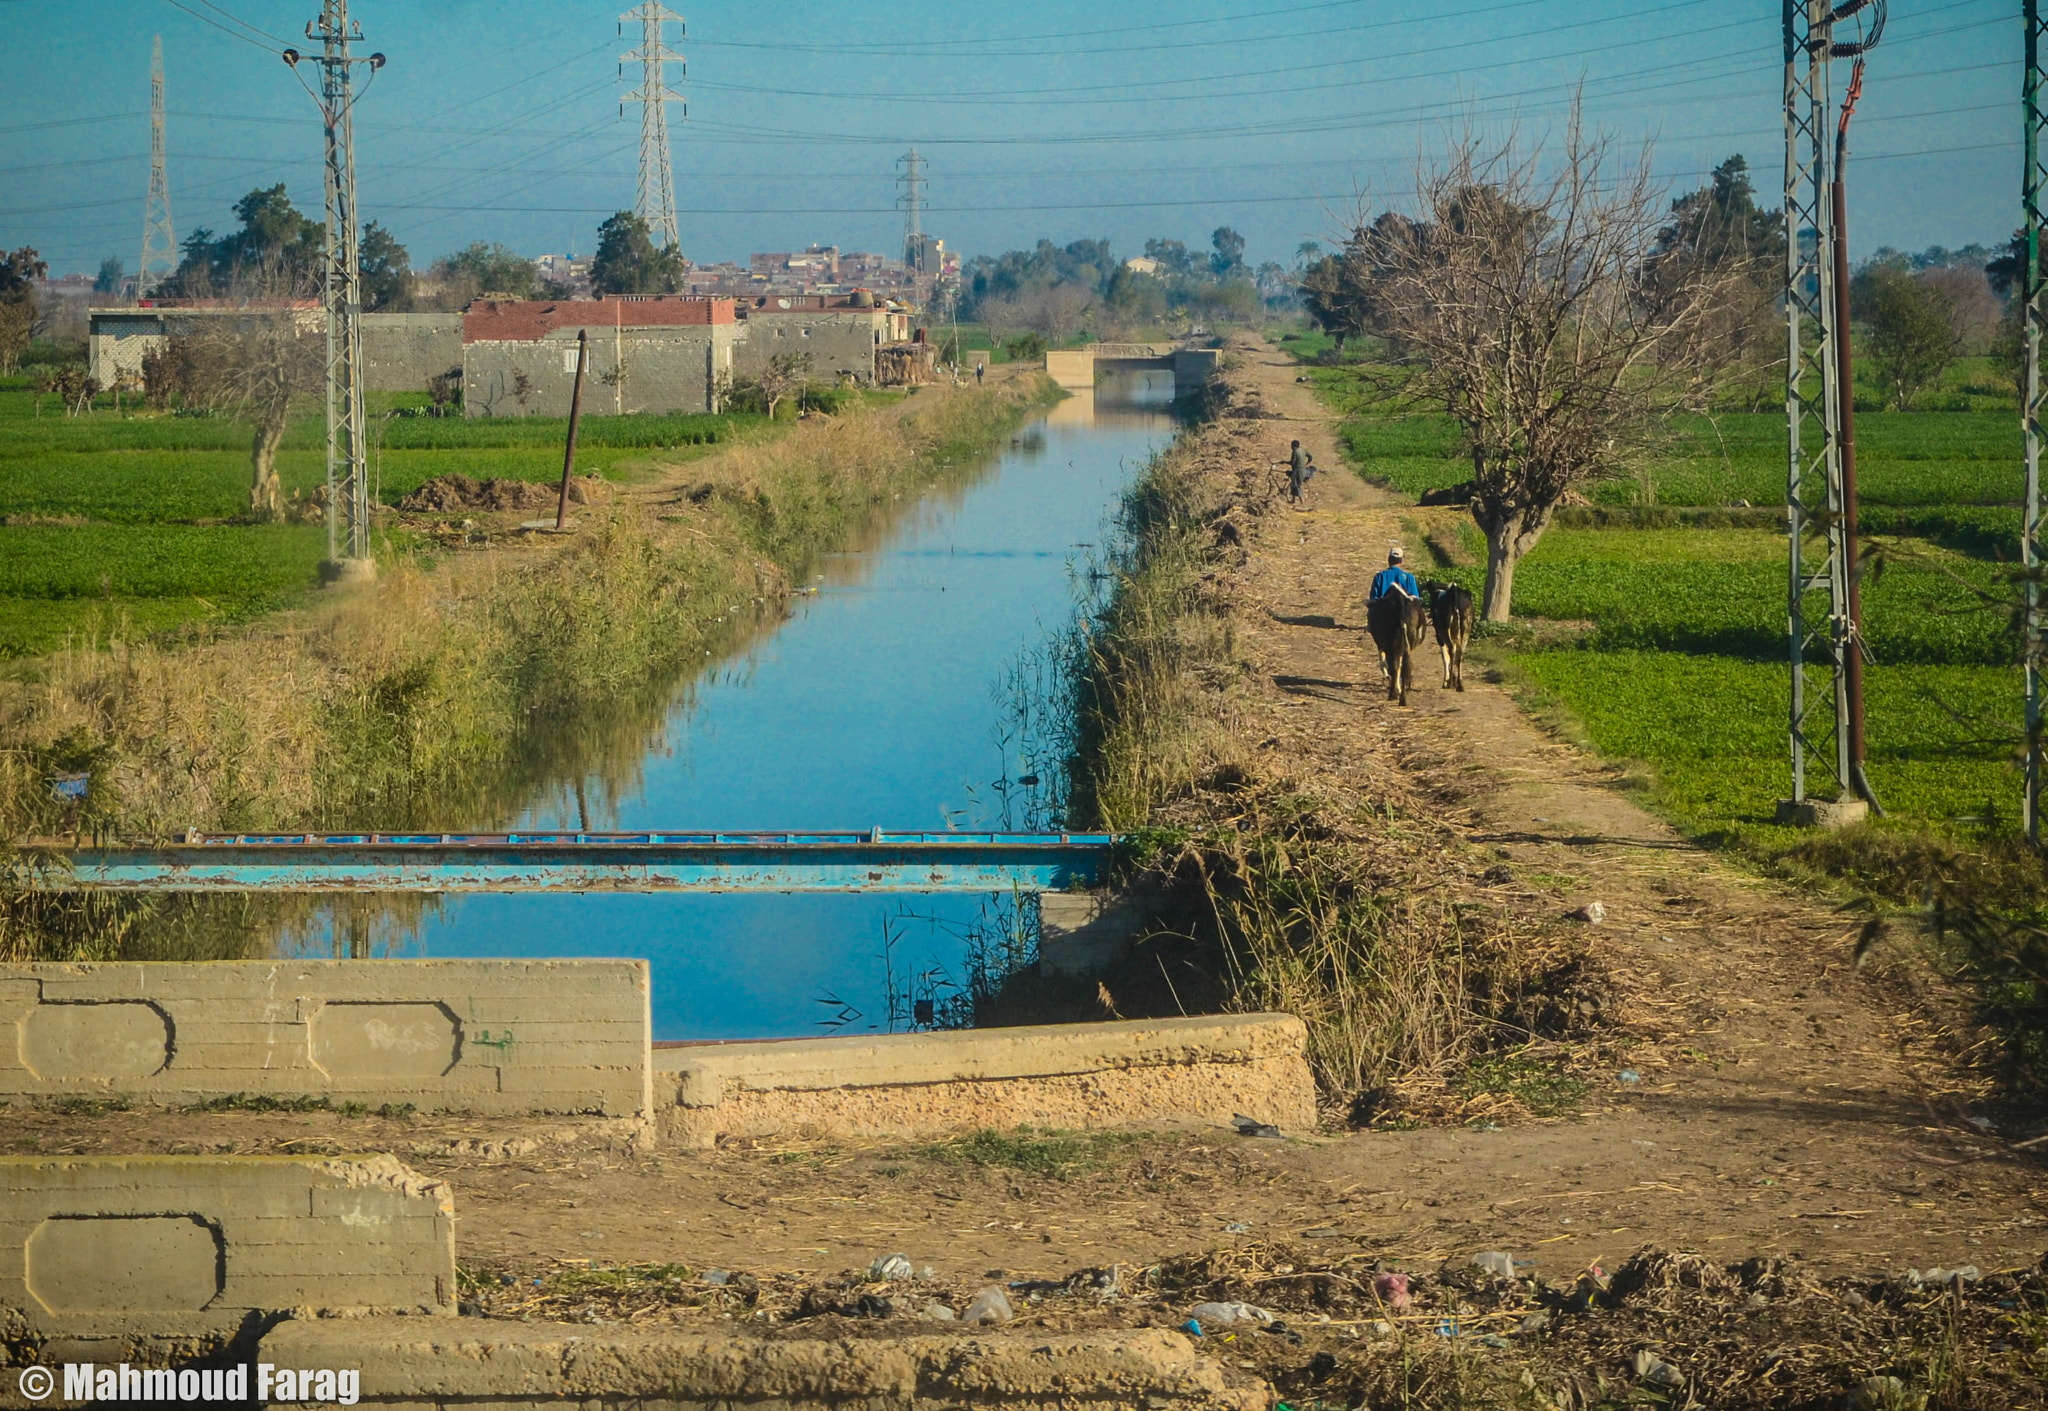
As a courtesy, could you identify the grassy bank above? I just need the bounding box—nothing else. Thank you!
[1,377,1059,958]
[0,376,767,657]
[1056,409,1591,1117]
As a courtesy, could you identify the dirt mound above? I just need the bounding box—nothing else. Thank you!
[398,473,610,514]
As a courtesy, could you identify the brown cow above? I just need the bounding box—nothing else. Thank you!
[1366,591,1429,705]
[1425,582,1474,691]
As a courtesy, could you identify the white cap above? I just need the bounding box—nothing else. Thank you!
[1389,546,1404,560]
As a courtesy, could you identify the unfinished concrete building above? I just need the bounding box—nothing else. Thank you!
[87,303,462,393]
[460,297,741,417]
[731,292,909,385]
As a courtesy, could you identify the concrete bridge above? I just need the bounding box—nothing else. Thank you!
[1044,342,1219,391]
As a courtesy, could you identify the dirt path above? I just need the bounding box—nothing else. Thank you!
[15,343,2042,1300]
[1204,331,2044,1273]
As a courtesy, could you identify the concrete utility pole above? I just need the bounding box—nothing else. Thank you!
[898,148,927,272]
[284,4,385,579]
[620,2,685,251]
[138,36,176,299]
[1779,0,1883,826]
[2026,0,2047,839]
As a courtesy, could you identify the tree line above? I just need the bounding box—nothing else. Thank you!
[139,186,691,309]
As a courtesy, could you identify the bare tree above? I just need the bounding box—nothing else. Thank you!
[171,262,323,519]
[756,350,811,419]
[1357,110,1747,619]
[978,293,1024,353]
[1015,284,1094,344]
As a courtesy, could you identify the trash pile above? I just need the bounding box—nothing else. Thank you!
[460,1241,2047,1407]
[397,473,610,514]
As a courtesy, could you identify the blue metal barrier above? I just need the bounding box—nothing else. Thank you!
[51,830,1120,894]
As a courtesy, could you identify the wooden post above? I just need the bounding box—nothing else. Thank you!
[555,328,588,531]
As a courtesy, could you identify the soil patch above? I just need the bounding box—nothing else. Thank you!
[398,472,611,514]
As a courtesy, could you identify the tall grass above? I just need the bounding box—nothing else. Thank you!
[1062,410,1578,1113]
[1,378,1059,858]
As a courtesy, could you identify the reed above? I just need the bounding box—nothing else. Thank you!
[1,378,1057,957]
[1062,418,1576,1114]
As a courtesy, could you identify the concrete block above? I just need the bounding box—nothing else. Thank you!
[1038,888,1151,977]
[1044,349,1096,389]
[256,1319,1263,1409]
[0,959,651,1117]
[658,1014,1316,1148]
[0,1155,455,1341]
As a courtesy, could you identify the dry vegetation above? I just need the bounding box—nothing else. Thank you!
[0,377,1055,956]
[1058,379,1603,1118]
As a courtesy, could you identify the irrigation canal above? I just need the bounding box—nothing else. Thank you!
[339,376,1177,1039]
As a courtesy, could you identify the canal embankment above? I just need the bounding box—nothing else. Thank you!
[1,375,1058,959]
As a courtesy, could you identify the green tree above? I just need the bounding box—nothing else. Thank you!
[1853,263,1961,409]
[590,212,685,296]
[437,241,533,300]
[358,222,412,311]
[1142,238,1195,278]
[165,185,324,295]
[1209,227,1247,280]
[0,247,47,375]
[94,257,125,294]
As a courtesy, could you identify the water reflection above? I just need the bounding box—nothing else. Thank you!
[308,382,1177,1039]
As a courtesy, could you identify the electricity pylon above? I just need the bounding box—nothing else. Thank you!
[1781,0,1883,822]
[2026,0,2047,838]
[285,2,385,573]
[620,3,685,251]
[138,36,176,298]
[897,148,927,271]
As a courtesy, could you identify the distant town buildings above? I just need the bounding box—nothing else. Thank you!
[642,241,958,306]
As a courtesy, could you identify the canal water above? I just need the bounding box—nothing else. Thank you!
[405,377,1177,1040]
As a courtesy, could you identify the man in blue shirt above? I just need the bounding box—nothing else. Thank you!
[1369,546,1419,603]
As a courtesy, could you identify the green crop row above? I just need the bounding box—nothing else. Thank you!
[1330,400,2018,510]
[1519,650,2025,836]
[1434,529,2013,667]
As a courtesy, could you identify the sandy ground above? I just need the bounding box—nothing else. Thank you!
[15,341,2043,1297]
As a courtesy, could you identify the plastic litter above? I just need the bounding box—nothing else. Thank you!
[1471,1251,1515,1280]
[1573,901,1607,925]
[1618,1070,1642,1084]
[1189,1301,1274,1327]
[1632,1350,1684,1389]
[1184,1319,1203,1337]
[868,1253,913,1283]
[922,1302,957,1322]
[1222,1221,1252,1234]
[701,1270,730,1286]
[1907,1265,1980,1286]
[1232,1113,1282,1138]
[963,1286,1013,1325]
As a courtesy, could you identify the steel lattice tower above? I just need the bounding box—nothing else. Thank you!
[2026,0,2047,837]
[138,36,176,298]
[1781,0,1883,817]
[286,2,384,570]
[897,149,927,271]
[620,3,685,251]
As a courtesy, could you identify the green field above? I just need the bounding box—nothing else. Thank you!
[1313,356,2029,846]
[0,381,762,658]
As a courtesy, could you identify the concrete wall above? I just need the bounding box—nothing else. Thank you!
[659,1014,1316,1148]
[362,313,464,393]
[0,959,650,1117]
[732,310,886,384]
[463,324,741,417]
[1044,349,1096,389]
[87,311,462,393]
[1,1154,454,1344]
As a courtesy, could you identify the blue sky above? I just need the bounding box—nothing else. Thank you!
[0,0,2020,278]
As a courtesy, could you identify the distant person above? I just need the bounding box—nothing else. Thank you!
[976,361,985,387]
[1369,546,1419,603]
[1287,439,1308,503]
